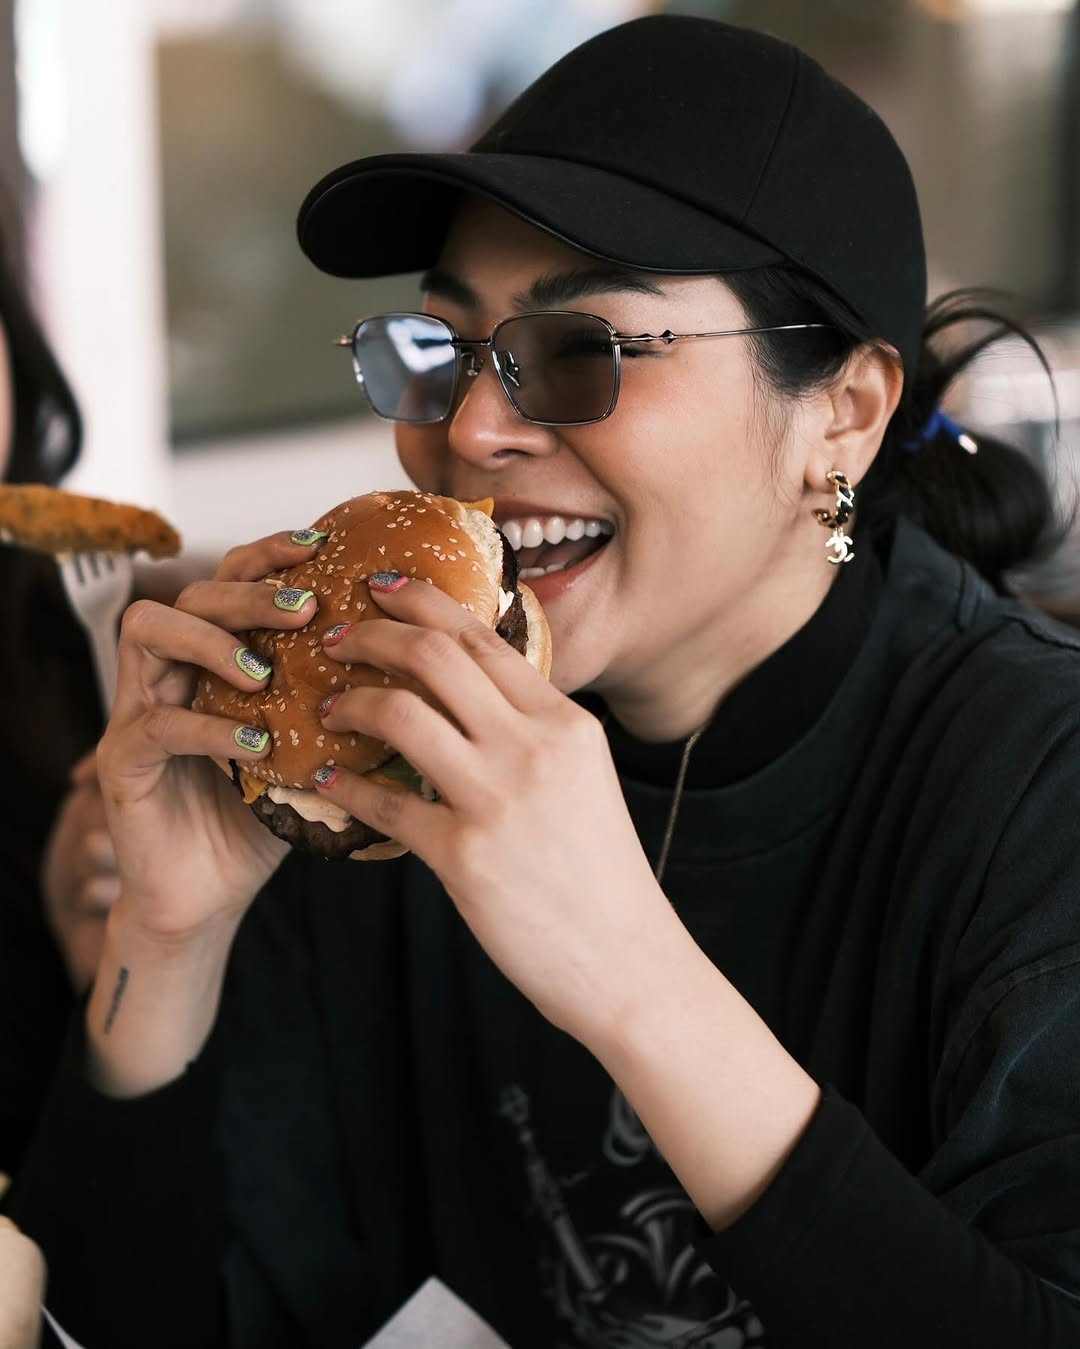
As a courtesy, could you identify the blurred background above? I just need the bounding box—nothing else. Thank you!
[1,0,1078,599]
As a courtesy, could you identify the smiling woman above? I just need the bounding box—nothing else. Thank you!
[10,15,1080,1349]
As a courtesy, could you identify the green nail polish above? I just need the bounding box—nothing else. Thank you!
[290,527,328,547]
[233,725,270,753]
[273,587,315,613]
[235,646,272,681]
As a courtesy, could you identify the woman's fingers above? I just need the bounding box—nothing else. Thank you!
[327,576,558,720]
[175,576,318,633]
[213,528,327,583]
[311,762,451,862]
[114,599,277,718]
[323,619,518,746]
[321,683,488,807]
[102,703,272,782]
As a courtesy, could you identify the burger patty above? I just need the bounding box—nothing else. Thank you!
[240,767,390,859]
[494,532,528,656]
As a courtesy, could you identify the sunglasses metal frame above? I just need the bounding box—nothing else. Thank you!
[336,310,833,428]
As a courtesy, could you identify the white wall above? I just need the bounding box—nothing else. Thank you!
[25,0,410,568]
[28,0,171,513]
[171,417,409,560]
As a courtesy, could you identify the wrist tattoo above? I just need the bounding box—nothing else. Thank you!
[102,967,130,1035]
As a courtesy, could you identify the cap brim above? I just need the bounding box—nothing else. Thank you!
[297,152,784,280]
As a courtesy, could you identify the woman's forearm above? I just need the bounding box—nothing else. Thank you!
[86,899,242,1097]
[591,915,820,1231]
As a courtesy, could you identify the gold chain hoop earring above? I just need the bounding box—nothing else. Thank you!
[813,470,855,565]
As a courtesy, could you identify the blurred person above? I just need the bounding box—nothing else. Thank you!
[0,208,115,1174]
[11,15,1080,1349]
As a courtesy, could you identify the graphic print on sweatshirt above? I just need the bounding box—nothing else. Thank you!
[499,1083,766,1347]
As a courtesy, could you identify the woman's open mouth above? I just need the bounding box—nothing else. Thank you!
[498,514,615,580]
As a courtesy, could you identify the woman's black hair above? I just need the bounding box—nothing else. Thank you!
[722,267,1065,594]
[0,222,81,485]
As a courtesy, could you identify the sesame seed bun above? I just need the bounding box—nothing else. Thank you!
[194,490,551,859]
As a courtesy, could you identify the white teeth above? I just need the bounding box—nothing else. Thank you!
[519,561,571,579]
[500,515,614,551]
[521,518,545,549]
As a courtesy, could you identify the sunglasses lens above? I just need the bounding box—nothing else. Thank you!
[493,313,617,424]
[352,315,457,422]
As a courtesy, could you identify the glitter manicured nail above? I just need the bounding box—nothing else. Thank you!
[312,764,339,788]
[234,646,272,681]
[368,571,408,592]
[290,527,328,547]
[273,586,315,613]
[322,623,350,646]
[233,725,270,753]
[317,693,340,718]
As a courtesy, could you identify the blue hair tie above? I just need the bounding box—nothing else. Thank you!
[902,408,978,455]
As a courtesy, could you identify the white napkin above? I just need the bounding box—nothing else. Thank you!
[360,1277,512,1349]
[41,1306,85,1348]
[40,1276,510,1349]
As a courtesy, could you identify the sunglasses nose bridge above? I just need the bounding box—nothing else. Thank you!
[453,337,492,381]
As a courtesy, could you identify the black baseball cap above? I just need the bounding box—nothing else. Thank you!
[297,15,926,375]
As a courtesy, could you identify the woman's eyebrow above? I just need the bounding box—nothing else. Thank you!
[513,267,666,311]
[418,268,478,307]
[418,265,667,312]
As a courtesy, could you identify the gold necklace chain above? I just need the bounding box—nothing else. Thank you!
[601,709,711,888]
[652,720,709,887]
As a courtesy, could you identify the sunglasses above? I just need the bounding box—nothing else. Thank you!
[336,310,832,428]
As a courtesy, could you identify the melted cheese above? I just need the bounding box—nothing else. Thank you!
[237,769,269,805]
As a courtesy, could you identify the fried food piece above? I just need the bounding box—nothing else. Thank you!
[0,484,181,558]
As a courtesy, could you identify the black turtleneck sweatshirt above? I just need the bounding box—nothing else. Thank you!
[11,521,1080,1349]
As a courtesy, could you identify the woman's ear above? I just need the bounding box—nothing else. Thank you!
[805,343,904,493]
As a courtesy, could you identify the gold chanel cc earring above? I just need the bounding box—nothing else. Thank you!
[813,470,855,565]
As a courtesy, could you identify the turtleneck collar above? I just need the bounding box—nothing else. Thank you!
[577,532,884,790]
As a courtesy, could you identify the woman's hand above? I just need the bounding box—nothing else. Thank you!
[42,750,118,990]
[85,529,327,1096]
[307,575,679,1046]
[95,530,323,940]
[310,575,822,1232]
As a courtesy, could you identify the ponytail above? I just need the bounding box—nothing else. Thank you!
[724,270,1067,593]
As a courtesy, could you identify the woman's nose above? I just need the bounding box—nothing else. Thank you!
[446,352,557,468]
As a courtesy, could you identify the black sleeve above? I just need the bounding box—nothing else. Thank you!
[701,723,1080,1348]
[0,863,75,1174]
[4,1006,227,1349]
[701,1086,1080,1347]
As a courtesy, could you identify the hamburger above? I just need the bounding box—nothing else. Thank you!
[195,491,551,860]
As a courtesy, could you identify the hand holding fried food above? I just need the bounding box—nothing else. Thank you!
[0,483,181,558]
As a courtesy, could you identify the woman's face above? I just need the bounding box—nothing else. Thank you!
[395,199,834,709]
[0,320,12,480]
